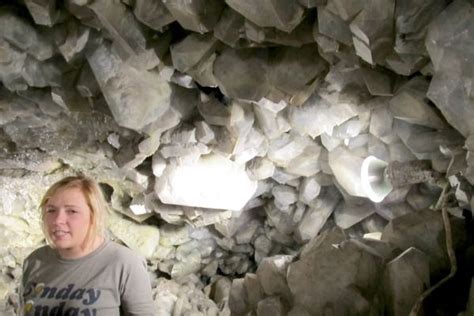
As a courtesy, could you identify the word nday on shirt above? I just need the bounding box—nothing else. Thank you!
[21,239,155,316]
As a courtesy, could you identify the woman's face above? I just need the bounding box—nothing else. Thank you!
[44,186,92,259]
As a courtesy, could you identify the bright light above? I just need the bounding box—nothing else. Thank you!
[361,156,393,202]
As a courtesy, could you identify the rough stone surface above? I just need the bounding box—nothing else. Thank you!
[383,247,430,316]
[288,228,384,315]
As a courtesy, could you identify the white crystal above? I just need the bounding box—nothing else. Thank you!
[299,177,321,204]
[328,146,368,198]
[155,154,258,211]
[108,211,160,259]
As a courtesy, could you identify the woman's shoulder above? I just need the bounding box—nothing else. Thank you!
[24,245,54,263]
[103,240,146,266]
[22,245,56,273]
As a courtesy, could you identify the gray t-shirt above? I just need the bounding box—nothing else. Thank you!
[21,240,156,315]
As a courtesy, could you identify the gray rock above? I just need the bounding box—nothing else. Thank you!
[88,0,149,60]
[162,0,225,33]
[295,185,340,242]
[394,120,464,160]
[170,33,218,74]
[214,47,270,102]
[23,55,63,89]
[133,0,175,31]
[55,19,90,63]
[257,296,288,316]
[245,14,315,48]
[267,134,316,170]
[298,176,321,204]
[159,223,190,247]
[426,0,474,137]
[288,228,384,315]
[87,43,172,131]
[375,202,414,221]
[0,36,62,91]
[317,7,352,46]
[383,247,430,316]
[405,183,441,211]
[298,0,326,8]
[466,135,474,185]
[349,0,395,65]
[265,201,298,235]
[289,91,358,139]
[225,0,304,33]
[210,276,232,308]
[361,67,394,97]
[385,51,429,76]
[326,0,364,21]
[24,0,60,26]
[394,0,446,56]
[369,99,398,144]
[389,77,447,130]
[64,0,102,30]
[197,95,230,127]
[272,185,298,210]
[228,278,249,314]
[75,62,100,98]
[213,7,246,48]
[334,200,376,230]
[256,255,293,304]
[268,45,327,106]
[253,98,290,140]
[17,88,63,117]
[0,9,54,61]
[243,273,264,310]
[382,209,450,277]
[466,278,474,316]
[214,209,260,239]
[254,234,274,264]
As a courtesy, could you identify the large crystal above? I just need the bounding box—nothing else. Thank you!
[383,247,430,316]
[214,47,270,102]
[24,0,59,26]
[267,45,327,106]
[394,0,446,56]
[55,19,90,63]
[349,0,395,65]
[389,77,447,130]
[213,7,246,48]
[155,154,257,211]
[170,33,218,74]
[295,186,340,242]
[88,0,149,60]
[289,92,358,138]
[87,43,171,131]
[382,209,453,277]
[225,0,304,33]
[133,0,175,31]
[327,146,367,198]
[256,255,293,303]
[317,7,352,46]
[425,0,474,137]
[0,9,53,61]
[334,200,376,229]
[288,228,384,315]
[107,211,160,259]
[162,0,225,33]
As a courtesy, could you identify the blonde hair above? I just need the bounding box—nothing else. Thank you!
[40,175,109,250]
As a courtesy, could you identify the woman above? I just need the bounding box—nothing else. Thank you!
[20,175,156,315]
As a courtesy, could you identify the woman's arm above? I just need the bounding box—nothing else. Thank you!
[119,252,156,316]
